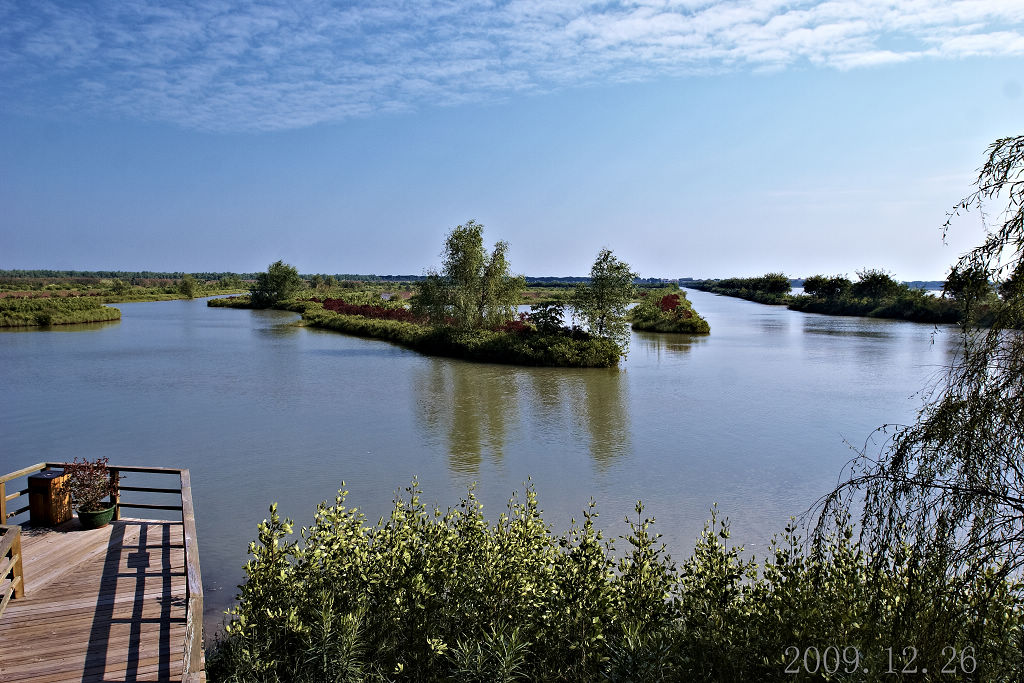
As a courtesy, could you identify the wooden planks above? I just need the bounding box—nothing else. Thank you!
[0,518,195,682]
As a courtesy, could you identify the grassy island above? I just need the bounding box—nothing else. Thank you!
[630,289,710,334]
[212,295,623,367]
[211,224,715,365]
[211,224,659,367]
[0,296,121,327]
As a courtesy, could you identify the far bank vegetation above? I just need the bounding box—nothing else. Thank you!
[688,266,1015,326]
[0,270,249,328]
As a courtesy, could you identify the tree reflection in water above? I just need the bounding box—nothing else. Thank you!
[631,330,706,362]
[414,357,630,474]
[414,360,519,474]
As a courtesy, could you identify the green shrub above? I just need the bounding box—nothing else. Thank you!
[850,268,904,300]
[206,295,321,313]
[208,485,1024,682]
[693,273,791,302]
[178,274,201,299]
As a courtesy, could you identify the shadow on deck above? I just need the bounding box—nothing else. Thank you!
[1,518,189,682]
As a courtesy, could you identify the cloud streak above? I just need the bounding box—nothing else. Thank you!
[1,0,1022,131]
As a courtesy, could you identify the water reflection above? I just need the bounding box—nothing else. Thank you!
[750,308,800,338]
[802,317,897,339]
[415,360,630,474]
[570,369,629,470]
[0,319,120,334]
[632,330,707,360]
[414,361,520,474]
[251,310,302,337]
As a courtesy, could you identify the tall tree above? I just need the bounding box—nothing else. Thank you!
[178,274,199,299]
[572,248,637,349]
[850,268,903,299]
[803,274,851,299]
[412,220,525,329]
[250,260,304,307]
[759,272,792,295]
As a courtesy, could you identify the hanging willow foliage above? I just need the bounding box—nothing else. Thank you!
[814,135,1024,584]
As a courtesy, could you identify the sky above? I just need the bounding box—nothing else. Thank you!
[1,1,1023,279]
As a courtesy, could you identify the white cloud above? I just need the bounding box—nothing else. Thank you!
[0,0,1022,131]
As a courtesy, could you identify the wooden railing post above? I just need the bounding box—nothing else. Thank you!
[1,524,25,618]
[110,469,121,521]
[10,529,24,599]
[180,469,204,677]
[1,480,7,522]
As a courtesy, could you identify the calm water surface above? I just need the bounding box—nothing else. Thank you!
[0,289,955,624]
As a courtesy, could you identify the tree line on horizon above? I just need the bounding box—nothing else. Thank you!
[0,268,688,286]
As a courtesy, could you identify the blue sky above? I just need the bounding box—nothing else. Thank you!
[1,0,1023,279]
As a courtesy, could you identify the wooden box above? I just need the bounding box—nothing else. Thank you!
[28,470,72,526]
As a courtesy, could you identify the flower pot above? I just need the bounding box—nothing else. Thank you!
[77,505,117,530]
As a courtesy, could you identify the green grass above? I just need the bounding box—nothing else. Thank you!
[0,297,122,327]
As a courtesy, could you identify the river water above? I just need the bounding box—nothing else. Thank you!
[0,289,956,624]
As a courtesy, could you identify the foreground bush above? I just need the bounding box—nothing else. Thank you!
[0,296,121,327]
[207,484,1023,682]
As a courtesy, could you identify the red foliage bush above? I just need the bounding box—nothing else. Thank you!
[497,312,531,333]
[320,298,427,324]
[659,294,681,311]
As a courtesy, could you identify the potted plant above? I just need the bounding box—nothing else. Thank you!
[64,457,119,529]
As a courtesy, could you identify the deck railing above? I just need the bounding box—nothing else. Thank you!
[0,523,25,618]
[0,462,204,679]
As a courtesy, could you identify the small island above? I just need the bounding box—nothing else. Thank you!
[630,289,710,334]
[211,221,711,367]
[0,296,122,327]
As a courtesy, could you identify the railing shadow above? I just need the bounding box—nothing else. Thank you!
[82,520,186,682]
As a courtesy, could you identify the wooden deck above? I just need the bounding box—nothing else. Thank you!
[0,463,204,683]
[0,517,194,682]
